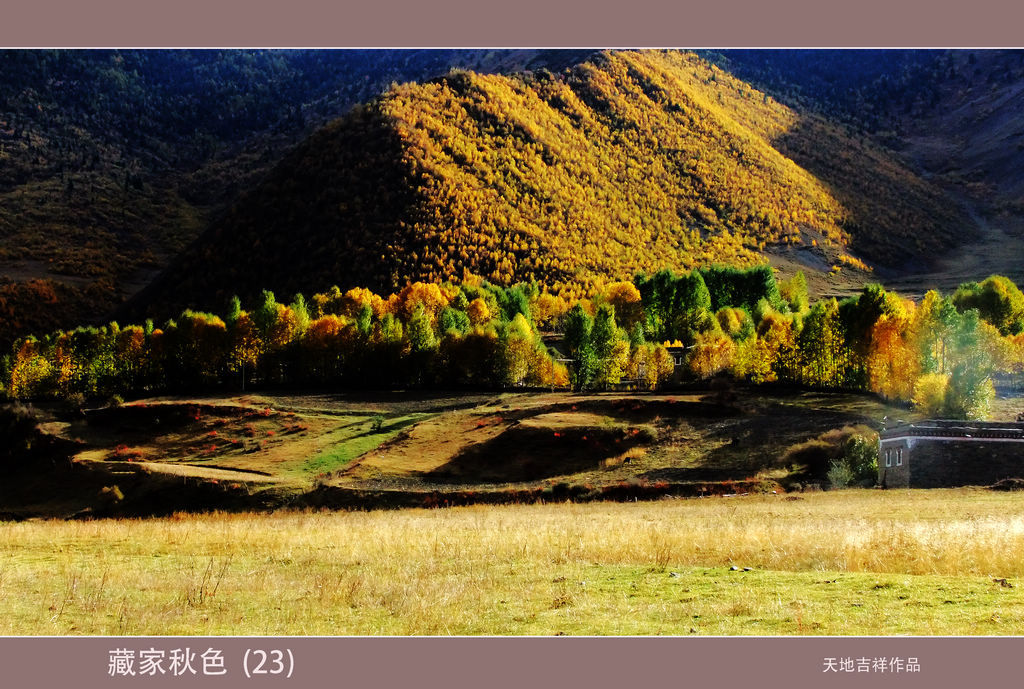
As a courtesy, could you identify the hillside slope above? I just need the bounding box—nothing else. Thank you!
[712,50,1024,206]
[0,49,588,345]
[130,50,966,319]
[714,50,1024,292]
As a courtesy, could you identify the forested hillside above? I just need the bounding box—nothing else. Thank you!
[130,50,964,321]
[0,49,588,346]
[713,50,1024,208]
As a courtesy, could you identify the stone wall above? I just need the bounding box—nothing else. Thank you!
[907,439,1024,487]
[881,437,1024,488]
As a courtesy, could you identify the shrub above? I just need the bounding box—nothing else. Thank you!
[99,485,124,502]
[108,444,144,462]
[781,425,878,485]
[842,433,879,482]
[827,460,856,489]
[0,405,45,473]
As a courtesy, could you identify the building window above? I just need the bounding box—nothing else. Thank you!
[885,449,892,467]
[896,448,903,466]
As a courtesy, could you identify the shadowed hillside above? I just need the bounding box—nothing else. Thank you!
[0,49,591,347]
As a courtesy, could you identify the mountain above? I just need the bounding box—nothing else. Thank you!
[0,49,592,345]
[710,50,1024,201]
[709,49,1024,295]
[128,50,968,320]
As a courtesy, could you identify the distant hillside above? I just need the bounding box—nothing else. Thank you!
[130,50,967,320]
[713,50,1024,212]
[0,49,589,345]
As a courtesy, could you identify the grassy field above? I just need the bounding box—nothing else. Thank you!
[3,488,1024,635]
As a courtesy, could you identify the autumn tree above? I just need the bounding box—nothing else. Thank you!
[731,334,774,384]
[603,281,643,330]
[756,311,800,382]
[393,282,451,323]
[168,311,229,388]
[688,331,736,379]
[912,373,949,417]
[532,292,569,331]
[226,310,261,391]
[866,311,919,401]
[799,299,845,387]
[716,306,755,341]
[500,313,537,386]
[779,270,809,313]
[651,344,676,386]
[301,314,350,382]
[113,324,147,393]
[466,297,492,325]
[7,337,53,399]
[838,284,903,387]
[370,314,407,387]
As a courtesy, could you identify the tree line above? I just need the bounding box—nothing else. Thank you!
[5,266,1024,420]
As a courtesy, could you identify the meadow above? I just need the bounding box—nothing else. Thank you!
[3,488,1024,636]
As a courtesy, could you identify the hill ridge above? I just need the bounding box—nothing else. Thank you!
[128,50,966,321]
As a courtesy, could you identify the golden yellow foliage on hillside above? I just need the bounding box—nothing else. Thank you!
[136,50,967,319]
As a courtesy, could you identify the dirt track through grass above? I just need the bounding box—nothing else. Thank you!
[4,488,1024,635]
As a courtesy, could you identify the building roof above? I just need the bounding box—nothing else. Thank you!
[881,420,1024,441]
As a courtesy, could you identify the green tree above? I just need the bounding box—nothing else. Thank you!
[944,310,996,419]
[591,305,627,388]
[563,303,596,390]
[439,306,471,335]
[952,275,1024,336]
[406,303,438,385]
[290,293,311,336]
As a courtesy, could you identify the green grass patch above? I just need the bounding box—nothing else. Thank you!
[534,565,1024,636]
[301,413,432,478]
[2,551,1020,635]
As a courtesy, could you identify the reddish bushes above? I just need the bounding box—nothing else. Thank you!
[107,444,144,462]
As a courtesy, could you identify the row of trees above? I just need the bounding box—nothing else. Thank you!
[3,280,570,399]
[5,267,1024,420]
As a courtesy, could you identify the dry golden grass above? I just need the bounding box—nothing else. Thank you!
[3,488,1024,635]
[604,446,648,469]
